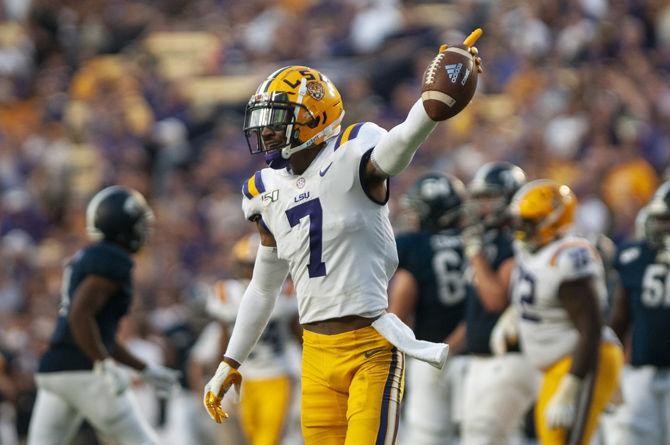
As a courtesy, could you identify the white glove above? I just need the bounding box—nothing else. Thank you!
[489,305,519,355]
[545,374,581,429]
[141,364,181,399]
[203,361,242,423]
[94,358,129,396]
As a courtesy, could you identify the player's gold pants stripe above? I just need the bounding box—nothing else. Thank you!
[301,326,405,445]
[376,348,404,445]
[536,342,623,445]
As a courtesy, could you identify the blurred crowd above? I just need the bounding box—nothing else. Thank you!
[0,0,669,441]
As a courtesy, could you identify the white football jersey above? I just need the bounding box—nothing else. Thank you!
[200,279,298,379]
[511,235,616,370]
[241,122,398,324]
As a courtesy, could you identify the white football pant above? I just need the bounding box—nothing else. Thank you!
[402,355,469,445]
[27,371,159,445]
[605,365,670,445]
[462,353,539,445]
[162,387,247,445]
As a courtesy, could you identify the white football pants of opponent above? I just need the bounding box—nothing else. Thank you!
[462,353,540,445]
[402,355,469,445]
[604,366,670,445]
[28,371,159,445]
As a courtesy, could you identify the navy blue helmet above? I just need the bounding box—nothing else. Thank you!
[402,173,466,232]
[468,162,527,228]
[86,186,154,253]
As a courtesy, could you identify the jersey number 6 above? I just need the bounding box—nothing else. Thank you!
[286,198,327,278]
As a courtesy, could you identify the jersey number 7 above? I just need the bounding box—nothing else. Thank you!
[286,198,327,278]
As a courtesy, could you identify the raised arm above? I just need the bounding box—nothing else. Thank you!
[363,33,482,202]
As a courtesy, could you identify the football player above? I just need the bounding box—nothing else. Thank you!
[192,233,299,445]
[460,162,540,444]
[608,182,670,445]
[501,180,623,445]
[28,186,180,445]
[389,173,468,444]
[204,45,483,444]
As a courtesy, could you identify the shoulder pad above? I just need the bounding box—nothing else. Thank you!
[242,170,266,200]
[80,242,133,282]
[334,122,386,151]
[241,170,266,221]
[550,238,600,280]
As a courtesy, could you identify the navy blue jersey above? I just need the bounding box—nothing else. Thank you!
[396,230,466,343]
[465,229,515,355]
[615,240,670,367]
[39,241,134,372]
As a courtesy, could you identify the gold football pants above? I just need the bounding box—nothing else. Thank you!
[536,342,623,445]
[301,326,405,445]
[239,375,291,445]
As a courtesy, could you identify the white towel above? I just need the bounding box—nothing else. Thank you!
[372,313,449,369]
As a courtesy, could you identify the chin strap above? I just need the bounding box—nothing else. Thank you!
[281,110,344,159]
[278,76,344,159]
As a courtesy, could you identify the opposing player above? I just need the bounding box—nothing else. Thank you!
[503,180,623,445]
[203,38,483,444]
[608,182,670,445]
[193,233,299,445]
[460,162,539,444]
[389,173,468,444]
[28,186,180,445]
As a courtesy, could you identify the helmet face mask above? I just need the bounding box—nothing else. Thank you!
[468,162,526,229]
[511,215,543,250]
[469,190,508,228]
[243,92,312,155]
[644,182,670,250]
[645,209,670,249]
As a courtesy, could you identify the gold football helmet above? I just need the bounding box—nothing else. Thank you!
[509,179,577,249]
[244,66,344,168]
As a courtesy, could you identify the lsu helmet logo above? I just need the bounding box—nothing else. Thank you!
[307,81,324,100]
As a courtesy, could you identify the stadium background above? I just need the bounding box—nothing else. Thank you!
[0,0,669,442]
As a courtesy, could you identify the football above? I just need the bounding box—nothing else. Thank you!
[421,44,479,121]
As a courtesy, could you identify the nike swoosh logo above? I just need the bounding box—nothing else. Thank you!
[363,347,388,359]
[319,162,333,177]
